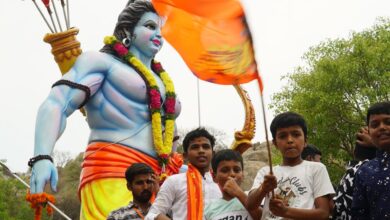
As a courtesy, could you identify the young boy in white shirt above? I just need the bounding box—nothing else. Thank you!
[145,127,222,220]
[247,112,334,220]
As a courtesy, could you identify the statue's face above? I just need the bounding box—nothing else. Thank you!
[131,12,164,58]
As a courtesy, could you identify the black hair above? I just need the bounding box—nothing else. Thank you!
[301,144,322,160]
[125,163,154,184]
[182,127,216,153]
[270,112,308,140]
[366,101,390,125]
[211,149,243,174]
[101,0,156,54]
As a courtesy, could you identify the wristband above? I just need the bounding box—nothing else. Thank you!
[28,155,53,167]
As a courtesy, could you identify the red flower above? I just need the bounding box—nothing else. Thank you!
[150,89,161,109]
[153,62,163,73]
[113,43,128,57]
[165,97,176,114]
[159,153,170,159]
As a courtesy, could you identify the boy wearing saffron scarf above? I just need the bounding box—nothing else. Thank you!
[145,127,222,220]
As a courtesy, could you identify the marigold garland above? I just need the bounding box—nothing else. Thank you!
[26,190,55,220]
[104,36,176,178]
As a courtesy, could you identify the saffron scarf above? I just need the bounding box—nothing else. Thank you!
[186,163,204,220]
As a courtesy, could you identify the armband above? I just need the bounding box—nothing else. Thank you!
[52,79,91,109]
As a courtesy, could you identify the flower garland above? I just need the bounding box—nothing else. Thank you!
[26,190,55,220]
[104,36,176,179]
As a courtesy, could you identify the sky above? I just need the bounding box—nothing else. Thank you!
[1,0,389,172]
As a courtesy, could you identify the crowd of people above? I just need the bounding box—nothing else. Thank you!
[26,0,389,219]
[105,101,390,220]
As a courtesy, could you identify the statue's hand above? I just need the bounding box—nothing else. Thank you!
[30,160,58,193]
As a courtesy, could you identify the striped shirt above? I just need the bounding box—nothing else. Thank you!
[107,202,150,220]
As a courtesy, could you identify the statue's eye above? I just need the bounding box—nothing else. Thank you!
[145,24,156,30]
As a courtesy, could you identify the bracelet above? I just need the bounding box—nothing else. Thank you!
[28,155,53,167]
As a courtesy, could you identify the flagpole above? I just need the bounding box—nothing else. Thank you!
[256,75,273,173]
[197,78,201,127]
[0,162,72,220]
[256,74,274,197]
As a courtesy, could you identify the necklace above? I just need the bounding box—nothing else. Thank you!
[104,36,176,180]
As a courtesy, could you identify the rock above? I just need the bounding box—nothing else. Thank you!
[241,142,272,191]
[242,160,267,191]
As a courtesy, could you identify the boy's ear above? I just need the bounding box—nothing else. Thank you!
[126,182,132,191]
[211,170,217,183]
[272,139,277,148]
[183,152,187,160]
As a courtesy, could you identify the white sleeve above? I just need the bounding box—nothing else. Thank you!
[144,176,176,220]
[249,166,269,192]
[313,163,335,198]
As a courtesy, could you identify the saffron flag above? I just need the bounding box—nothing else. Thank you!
[152,0,262,88]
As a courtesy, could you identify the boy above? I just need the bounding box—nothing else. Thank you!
[332,127,377,220]
[107,163,159,220]
[145,127,222,220]
[351,101,390,219]
[301,144,322,162]
[205,149,260,220]
[247,112,334,220]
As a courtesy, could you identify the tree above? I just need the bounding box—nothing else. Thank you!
[175,127,229,154]
[54,153,83,220]
[270,18,390,183]
[0,174,53,219]
[53,150,73,168]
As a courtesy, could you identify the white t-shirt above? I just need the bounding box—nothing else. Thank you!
[250,160,335,220]
[204,197,253,220]
[145,172,222,220]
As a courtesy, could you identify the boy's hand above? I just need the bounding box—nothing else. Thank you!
[259,174,277,194]
[269,197,289,217]
[151,174,160,194]
[356,127,375,147]
[223,176,242,197]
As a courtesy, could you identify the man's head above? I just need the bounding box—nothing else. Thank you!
[301,144,322,162]
[125,163,155,203]
[270,112,308,163]
[182,127,215,174]
[366,101,390,151]
[211,149,244,187]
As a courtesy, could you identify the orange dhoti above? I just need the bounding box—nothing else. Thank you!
[79,142,183,220]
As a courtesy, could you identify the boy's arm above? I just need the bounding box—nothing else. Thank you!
[223,177,261,220]
[269,195,329,220]
[247,174,277,210]
[154,214,171,220]
[144,177,175,220]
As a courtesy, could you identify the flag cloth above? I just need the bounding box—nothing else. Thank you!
[152,0,262,88]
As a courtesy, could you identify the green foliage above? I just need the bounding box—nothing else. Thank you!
[271,146,283,166]
[270,18,390,183]
[0,175,51,220]
[53,153,83,220]
[0,154,83,219]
